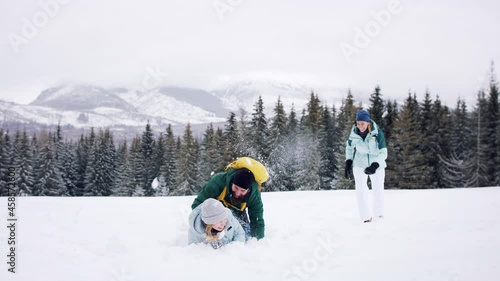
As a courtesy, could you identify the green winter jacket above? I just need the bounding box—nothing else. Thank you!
[191,168,265,239]
[346,120,388,169]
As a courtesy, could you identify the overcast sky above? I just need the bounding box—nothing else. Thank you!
[1,0,499,106]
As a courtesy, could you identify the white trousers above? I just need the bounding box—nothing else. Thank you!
[353,166,385,221]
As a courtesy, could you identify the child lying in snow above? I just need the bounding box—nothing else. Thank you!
[188,198,245,249]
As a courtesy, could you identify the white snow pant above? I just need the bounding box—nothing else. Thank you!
[353,166,385,221]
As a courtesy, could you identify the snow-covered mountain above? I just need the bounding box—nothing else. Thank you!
[1,85,228,129]
[1,78,347,136]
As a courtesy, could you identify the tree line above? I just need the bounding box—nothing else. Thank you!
[0,71,499,196]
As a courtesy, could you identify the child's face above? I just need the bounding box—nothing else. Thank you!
[212,219,227,231]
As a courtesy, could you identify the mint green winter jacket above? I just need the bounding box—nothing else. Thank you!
[346,120,388,169]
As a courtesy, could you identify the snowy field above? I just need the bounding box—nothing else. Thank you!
[1,187,499,281]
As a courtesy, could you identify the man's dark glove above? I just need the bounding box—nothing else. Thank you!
[345,160,353,179]
[364,162,380,175]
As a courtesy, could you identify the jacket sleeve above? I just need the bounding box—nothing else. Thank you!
[345,138,354,161]
[191,173,225,210]
[373,130,388,165]
[248,189,265,239]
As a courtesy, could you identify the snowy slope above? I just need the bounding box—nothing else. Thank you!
[1,187,499,281]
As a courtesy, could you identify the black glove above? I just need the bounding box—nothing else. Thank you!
[345,160,353,179]
[364,162,379,175]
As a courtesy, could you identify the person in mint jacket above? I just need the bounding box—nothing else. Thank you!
[192,168,265,240]
[345,109,388,223]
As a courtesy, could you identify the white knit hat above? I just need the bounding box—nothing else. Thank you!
[201,198,229,225]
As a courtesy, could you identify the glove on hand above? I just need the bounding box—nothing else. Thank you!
[364,162,380,175]
[207,240,224,250]
[345,160,353,179]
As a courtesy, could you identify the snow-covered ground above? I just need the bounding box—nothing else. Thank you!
[1,187,499,281]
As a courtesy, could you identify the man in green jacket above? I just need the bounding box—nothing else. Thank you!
[191,168,265,240]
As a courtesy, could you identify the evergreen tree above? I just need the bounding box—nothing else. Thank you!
[84,129,115,196]
[431,96,451,188]
[268,96,288,151]
[287,104,299,135]
[129,136,145,196]
[30,133,41,195]
[173,123,199,196]
[114,140,133,196]
[470,90,490,187]
[251,96,270,161]
[35,133,67,196]
[334,90,358,189]
[159,124,178,196]
[0,131,13,196]
[223,112,239,164]
[389,93,430,188]
[440,99,475,187]
[59,140,78,196]
[141,122,156,196]
[199,123,222,182]
[304,92,322,134]
[369,85,385,126]
[15,130,33,196]
[382,99,398,141]
[318,105,336,189]
[419,91,436,187]
[486,62,500,185]
[74,134,89,196]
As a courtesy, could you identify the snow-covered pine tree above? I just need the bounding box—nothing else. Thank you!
[129,136,144,196]
[199,123,222,182]
[15,130,34,196]
[266,97,291,191]
[74,134,89,196]
[304,92,322,135]
[268,96,288,151]
[470,90,491,187]
[0,130,9,196]
[30,133,41,195]
[390,93,430,189]
[440,98,475,187]
[84,129,115,196]
[113,140,133,196]
[223,112,239,164]
[486,63,500,185]
[173,123,199,196]
[431,97,452,188]
[235,108,252,158]
[35,133,67,196]
[334,90,357,189]
[250,96,270,161]
[59,140,78,196]
[419,91,436,187]
[318,105,336,189]
[141,122,156,196]
[369,85,385,127]
[159,124,177,196]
